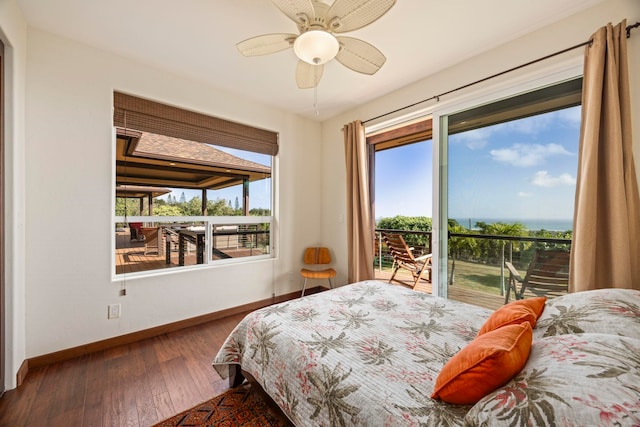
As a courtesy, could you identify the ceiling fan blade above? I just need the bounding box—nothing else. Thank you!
[296,60,324,88]
[236,33,297,56]
[325,0,395,33]
[271,0,315,30]
[336,36,386,75]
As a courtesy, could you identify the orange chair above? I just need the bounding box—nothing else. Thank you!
[300,247,336,296]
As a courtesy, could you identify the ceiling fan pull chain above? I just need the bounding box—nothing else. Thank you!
[314,59,320,116]
[314,84,319,116]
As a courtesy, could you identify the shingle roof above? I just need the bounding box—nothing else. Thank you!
[135,132,270,174]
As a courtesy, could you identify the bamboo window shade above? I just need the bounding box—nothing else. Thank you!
[113,92,278,156]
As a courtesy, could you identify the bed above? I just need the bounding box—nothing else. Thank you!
[213,280,640,426]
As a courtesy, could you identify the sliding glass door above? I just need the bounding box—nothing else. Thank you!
[439,78,582,309]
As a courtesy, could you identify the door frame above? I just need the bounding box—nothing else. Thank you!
[0,38,6,396]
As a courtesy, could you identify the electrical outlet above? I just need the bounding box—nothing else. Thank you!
[108,303,121,319]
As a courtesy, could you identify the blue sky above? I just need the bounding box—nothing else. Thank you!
[161,105,580,221]
[375,141,433,219]
[375,105,581,222]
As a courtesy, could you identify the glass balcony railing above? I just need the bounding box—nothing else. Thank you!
[374,228,571,308]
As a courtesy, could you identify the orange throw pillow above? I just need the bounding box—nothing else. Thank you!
[431,323,533,405]
[477,297,546,336]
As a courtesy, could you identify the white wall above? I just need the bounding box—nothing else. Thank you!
[321,0,640,285]
[0,0,28,391]
[21,28,323,361]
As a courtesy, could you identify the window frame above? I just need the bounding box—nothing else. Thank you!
[111,94,277,281]
[434,65,584,298]
[366,61,584,298]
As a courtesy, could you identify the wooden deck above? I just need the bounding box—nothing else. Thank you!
[116,230,502,310]
[115,231,265,275]
[373,269,504,310]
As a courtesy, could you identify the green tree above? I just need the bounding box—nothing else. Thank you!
[115,198,141,216]
[448,220,478,286]
[207,198,237,216]
[475,221,527,264]
[234,196,240,211]
[249,208,271,216]
[377,215,432,254]
[183,196,204,216]
[153,204,183,216]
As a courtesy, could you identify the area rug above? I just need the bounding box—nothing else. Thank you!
[153,382,293,427]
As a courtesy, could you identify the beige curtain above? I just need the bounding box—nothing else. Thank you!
[570,20,640,292]
[344,120,375,282]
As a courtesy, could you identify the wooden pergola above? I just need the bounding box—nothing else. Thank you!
[115,129,271,215]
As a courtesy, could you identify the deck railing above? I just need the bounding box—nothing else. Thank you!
[374,228,571,297]
[114,215,272,277]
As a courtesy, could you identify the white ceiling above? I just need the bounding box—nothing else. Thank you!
[16,0,605,121]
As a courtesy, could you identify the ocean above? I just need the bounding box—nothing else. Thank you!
[453,218,573,232]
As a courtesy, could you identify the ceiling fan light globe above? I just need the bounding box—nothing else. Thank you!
[294,30,339,65]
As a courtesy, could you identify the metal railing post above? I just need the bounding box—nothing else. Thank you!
[500,241,505,296]
[378,231,382,271]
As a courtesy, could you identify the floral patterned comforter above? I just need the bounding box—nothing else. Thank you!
[213,280,492,427]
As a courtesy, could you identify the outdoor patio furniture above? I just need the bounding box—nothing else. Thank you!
[300,247,336,297]
[129,222,143,241]
[140,227,160,255]
[504,249,570,303]
[382,232,432,289]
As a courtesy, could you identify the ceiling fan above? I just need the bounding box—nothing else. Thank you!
[237,0,396,89]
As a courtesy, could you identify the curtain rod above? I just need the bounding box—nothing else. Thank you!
[363,21,639,124]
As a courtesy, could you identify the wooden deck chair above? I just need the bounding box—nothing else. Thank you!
[140,227,160,255]
[504,249,570,304]
[300,247,336,296]
[382,232,432,289]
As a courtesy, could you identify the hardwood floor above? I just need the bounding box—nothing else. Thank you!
[0,312,247,427]
[0,276,502,427]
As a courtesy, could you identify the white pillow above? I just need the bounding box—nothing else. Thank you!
[465,333,640,426]
[533,288,640,340]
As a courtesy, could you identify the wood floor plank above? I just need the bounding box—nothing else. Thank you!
[0,366,46,426]
[47,356,89,421]
[81,352,106,427]
[134,374,160,427]
[159,356,205,414]
[152,333,184,364]
[24,365,58,426]
[102,354,141,427]
[132,338,169,399]
[0,311,249,426]
[152,391,176,423]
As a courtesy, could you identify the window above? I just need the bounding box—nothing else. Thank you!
[113,93,276,277]
[442,78,581,305]
[368,117,434,274]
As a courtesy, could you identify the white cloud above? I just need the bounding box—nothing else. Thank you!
[465,139,488,150]
[531,170,576,187]
[554,105,582,126]
[517,192,532,197]
[490,143,571,167]
[493,114,554,135]
[451,127,491,150]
